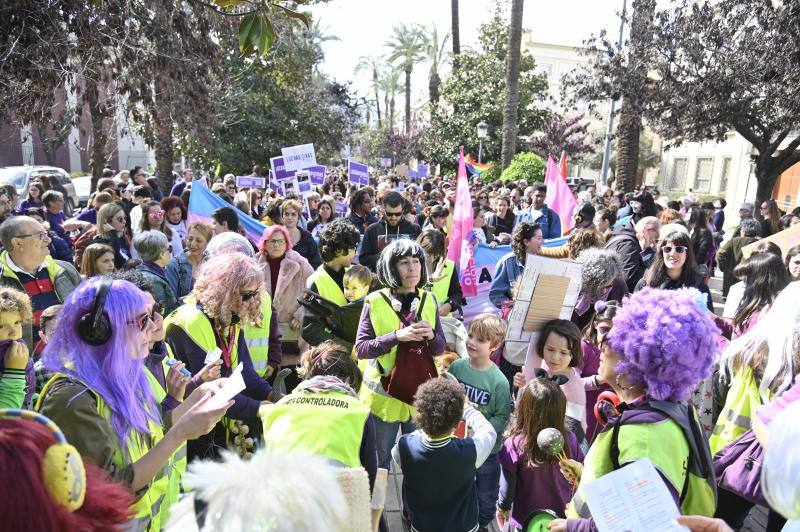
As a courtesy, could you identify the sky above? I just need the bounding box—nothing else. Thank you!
[307,0,627,103]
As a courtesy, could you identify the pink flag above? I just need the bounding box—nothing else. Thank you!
[446,147,478,297]
[559,151,568,182]
[544,154,577,234]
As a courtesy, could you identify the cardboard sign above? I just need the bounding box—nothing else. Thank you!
[417,164,429,178]
[308,165,326,185]
[348,159,369,186]
[235,176,266,189]
[281,143,317,172]
[380,157,392,168]
[395,164,409,177]
[741,223,800,259]
[270,156,296,182]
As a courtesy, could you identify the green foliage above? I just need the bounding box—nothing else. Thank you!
[500,152,545,184]
[420,15,549,173]
[214,0,310,56]
[479,163,502,183]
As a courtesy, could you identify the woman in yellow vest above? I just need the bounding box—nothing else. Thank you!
[164,252,279,461]
[416,228,464,317]
[260,340,378,488]
[549,288,719,531]
[355,239,446,470]
[37,277,232,531]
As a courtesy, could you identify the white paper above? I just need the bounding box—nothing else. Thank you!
[204,347,222,365]
[207,363,246,409]
[583,458,689,532]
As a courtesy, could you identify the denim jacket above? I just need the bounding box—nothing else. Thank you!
[515,204,562,239]
[165,255,194,302]
[489,252,525,308]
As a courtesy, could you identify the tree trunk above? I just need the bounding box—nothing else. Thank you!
[404,67,412,135]
[753,167,779,220]
[451,0,460,69]
[85,80,108,193]
[429,72,441,104]
[390,95,396,132]
[615,95,641,192]
[373,71,382,129]
[501,0,525,169]
[153,98,174,196]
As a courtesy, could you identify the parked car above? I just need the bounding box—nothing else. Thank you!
[70,174,92,207]
[0,166,80,215]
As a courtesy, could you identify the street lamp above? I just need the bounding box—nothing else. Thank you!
[477,121,489,164]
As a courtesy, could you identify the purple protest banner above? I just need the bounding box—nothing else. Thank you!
[348,159,369,186]
[236,176,267,188]
[270,156,296,182]
[308,165,326,185]
[417,164,428,178]
[380,157,392,168]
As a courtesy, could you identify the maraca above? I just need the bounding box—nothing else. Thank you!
[536,428,580,488]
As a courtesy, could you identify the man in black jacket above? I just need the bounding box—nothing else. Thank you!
[359,191,421,272]
[604,216,660,292]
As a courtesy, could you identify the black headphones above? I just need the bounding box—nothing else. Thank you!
[77,277,113,346]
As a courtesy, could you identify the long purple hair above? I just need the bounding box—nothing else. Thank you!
[41,278,161,449]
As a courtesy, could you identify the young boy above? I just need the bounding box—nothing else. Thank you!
[32,304,61,403]
[447,314,512,531]
[343,264,372,303]
[393,378,497,532]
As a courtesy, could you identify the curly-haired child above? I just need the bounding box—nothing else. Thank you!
[392,378,497,532]
[0,287,34,409]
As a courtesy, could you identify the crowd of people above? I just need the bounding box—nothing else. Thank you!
[0,163,798,532]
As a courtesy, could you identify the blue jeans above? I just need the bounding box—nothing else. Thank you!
[374,416,416,470]
[476,452,501,527]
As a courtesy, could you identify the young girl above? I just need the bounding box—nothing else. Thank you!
[515,319,587,443]
[497,377,584,529]
[580,301,618,443]
[0,287,33,409]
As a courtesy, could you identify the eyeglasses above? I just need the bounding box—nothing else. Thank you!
[384,211,403,218]
[267,239,286,246]
[130,307,158,331]
[597,325,612,337]
[240,290,259,302]
[661,245,687,254]
[14,231,48,241]
[148,210,165,218]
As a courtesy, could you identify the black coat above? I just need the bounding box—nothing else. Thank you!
[604,224,645,292]
[359,219,422,272]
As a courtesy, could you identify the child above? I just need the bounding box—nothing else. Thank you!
[343,264,372,303]
[393,378,497,532]
[447,314,513,530]
[33,304,61,402]
[0,287,33,409]
[580,301,618,443]
[497,377,585,528]
[514,319,587,444]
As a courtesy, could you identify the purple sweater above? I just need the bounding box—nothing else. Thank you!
[144,342,181,413]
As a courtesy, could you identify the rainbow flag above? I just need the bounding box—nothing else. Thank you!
[464,154,492,175]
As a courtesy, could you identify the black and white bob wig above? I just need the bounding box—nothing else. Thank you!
[376,239,429,290]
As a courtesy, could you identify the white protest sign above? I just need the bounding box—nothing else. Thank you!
[281,143,317,172]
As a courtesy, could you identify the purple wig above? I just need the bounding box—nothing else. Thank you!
[607,287,720,401]
[41,278,161,449]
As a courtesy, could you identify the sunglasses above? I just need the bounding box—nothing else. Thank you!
[148,210,165,218]
[240,290,259,302]
[384,211,403,218]
[662,245,687,254]
[130,306,160,331]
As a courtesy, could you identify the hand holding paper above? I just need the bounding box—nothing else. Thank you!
[206,363,246,410]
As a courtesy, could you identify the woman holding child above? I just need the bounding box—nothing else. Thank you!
[355,239,446,470]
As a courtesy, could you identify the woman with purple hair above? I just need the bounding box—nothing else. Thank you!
[549,288,720,532]
[36,277,232,531]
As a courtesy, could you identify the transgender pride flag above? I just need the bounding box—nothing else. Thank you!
[446,147,478,297]
[187,180,267,244]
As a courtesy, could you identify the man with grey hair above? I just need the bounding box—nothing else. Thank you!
[0,216,80,348]
[604,216,661,292]
[133,230,179,315]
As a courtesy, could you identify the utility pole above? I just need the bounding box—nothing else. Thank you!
[599,0,628,188]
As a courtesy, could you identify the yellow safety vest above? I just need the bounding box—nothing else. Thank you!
[709,367,768,456]
[259,389,370,468]
[431,258,454,315]
[242,292,274,377]
[357,288,438,423]
[306,264,348,306]
[164,304,240,370]
[37,373,169,532]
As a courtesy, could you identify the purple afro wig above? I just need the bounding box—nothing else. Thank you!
[607,287,720,402]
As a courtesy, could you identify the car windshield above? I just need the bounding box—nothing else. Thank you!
[0,169,26,189]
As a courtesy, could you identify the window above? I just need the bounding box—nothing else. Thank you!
[718,157,732,194]
[694,157,714,192]
[668,158,689,190]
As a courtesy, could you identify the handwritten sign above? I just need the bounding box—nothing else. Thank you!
[281,143,317,172]
[235,176,266,188]
[741,223,800,259]
[348,159,369,186]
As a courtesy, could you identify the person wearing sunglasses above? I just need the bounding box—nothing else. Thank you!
[165,252,279,461]
[359,191,421,273]
[634,230,715,313]
[134,200,182,262]
[37,277,233,531]
[132,231,180,316]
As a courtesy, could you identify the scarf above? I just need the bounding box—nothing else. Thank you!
[294,375,357,398]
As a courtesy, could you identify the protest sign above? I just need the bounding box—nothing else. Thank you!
[235,176,266,189]
[417,164,428,178]
[281,143,317,172]
[380,157,392,168]
[308,165,326,185]
[741,223,800,259]
[407,169,418,179]
[395,164,408,177]
[335,203,349,215]
[348,159,369,186]
[296,170,312,194]
[270,156,296,181]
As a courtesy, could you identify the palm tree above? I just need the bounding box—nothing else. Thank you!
[385,23,425,135]
[421,24,450,104]
[451,0,461,68]
[379,69,403,132]
[308,19,341,68]
[501,0,525,168]
[354,55,384,129]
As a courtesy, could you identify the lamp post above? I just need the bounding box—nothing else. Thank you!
[600,0,628,188]
[477,121,489,164]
